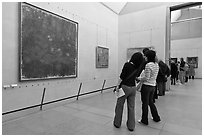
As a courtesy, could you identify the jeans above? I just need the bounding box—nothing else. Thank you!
[114,85,136,130]
[179,71,185,84]
[140,84,160,125]
[157,82,166,95]
[171,77,176,85]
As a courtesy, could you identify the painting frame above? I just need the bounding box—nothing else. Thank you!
[19,2,78,81]
[187,57,198,68]
[96,46,109,68]
[171,58,177,63]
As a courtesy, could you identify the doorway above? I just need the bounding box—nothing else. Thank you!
[166,2,202,89]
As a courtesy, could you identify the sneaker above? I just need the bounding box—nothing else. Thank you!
[151,117,161,122]
[138,120,148,125]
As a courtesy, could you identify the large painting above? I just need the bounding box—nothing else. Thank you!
[187,57,198,68]
[20,2,78,81]
[96,46,109,68]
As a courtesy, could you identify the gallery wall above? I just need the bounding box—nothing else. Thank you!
[171,38,202,78]
[2,2,118,121]
[118,5,168,73]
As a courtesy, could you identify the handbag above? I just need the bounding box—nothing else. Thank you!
[135,70,145,92]
[136,82,142,92]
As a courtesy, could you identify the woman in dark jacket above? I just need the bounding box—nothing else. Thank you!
[113,52,143,131]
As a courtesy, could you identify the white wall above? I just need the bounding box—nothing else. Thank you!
[118,6,168,72]
[2,2,118,121]
[171,38,202,78]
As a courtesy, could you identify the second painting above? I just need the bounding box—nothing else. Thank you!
[96,46,109,68]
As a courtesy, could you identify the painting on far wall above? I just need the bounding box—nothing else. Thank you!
[171,58,177,63]
[187,57,198,68]
[127,47,153,61]
[96,46,109,68]
[20,2,78,81]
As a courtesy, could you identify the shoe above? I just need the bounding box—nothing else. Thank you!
[128,128,134,132]
[138,120,148,125]
[151,117,161,122]
[113,124,120,128]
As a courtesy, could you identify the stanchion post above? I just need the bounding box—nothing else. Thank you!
[76,83,82,100]
[40,88,46,110]
[101,80,106,93]
[113,86,117,92]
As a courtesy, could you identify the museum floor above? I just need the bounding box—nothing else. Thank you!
[2,79,202,135]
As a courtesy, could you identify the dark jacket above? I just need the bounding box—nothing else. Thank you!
[180,61,185,71]
[171,62,178,78]
[156,61,170,83]
[120,62,138,87]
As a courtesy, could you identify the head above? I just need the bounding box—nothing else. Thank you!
[142,48,149,61]
[130,52,144,69]
[145,50,156,63]
[142,48,149,56]
[180,58,184,62]
[158,60,165,66]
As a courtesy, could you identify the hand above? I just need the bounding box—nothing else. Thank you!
[116,85,120,92]
[135,77,140,82]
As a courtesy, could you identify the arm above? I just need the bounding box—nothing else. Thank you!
[116,63,127,91]
[137,64,151,82]
[116,78,122,92]
[166,65,170,77]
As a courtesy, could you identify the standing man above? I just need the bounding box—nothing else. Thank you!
[157,60,170,96]
[171,60,178,85]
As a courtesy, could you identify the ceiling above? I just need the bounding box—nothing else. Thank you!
[101,2,183,15]
[101,2,127,14]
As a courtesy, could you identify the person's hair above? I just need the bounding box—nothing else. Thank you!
[145,50,156,63]
[158,60,165,66]
[129,52,143,69]
[142,48,149,56]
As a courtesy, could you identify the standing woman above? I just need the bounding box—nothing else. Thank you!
[189,63,195,79]
[113,52,144,131]
[137,50,161,125]
[179,58,185,84]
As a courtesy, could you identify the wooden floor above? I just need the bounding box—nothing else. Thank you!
[2,79,202,135]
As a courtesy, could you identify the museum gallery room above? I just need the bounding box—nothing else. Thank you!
[2,2,202,135]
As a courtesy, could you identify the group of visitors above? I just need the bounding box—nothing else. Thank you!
[113,48,161,131]
[170,57,195,85]
[112,47,197,132]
